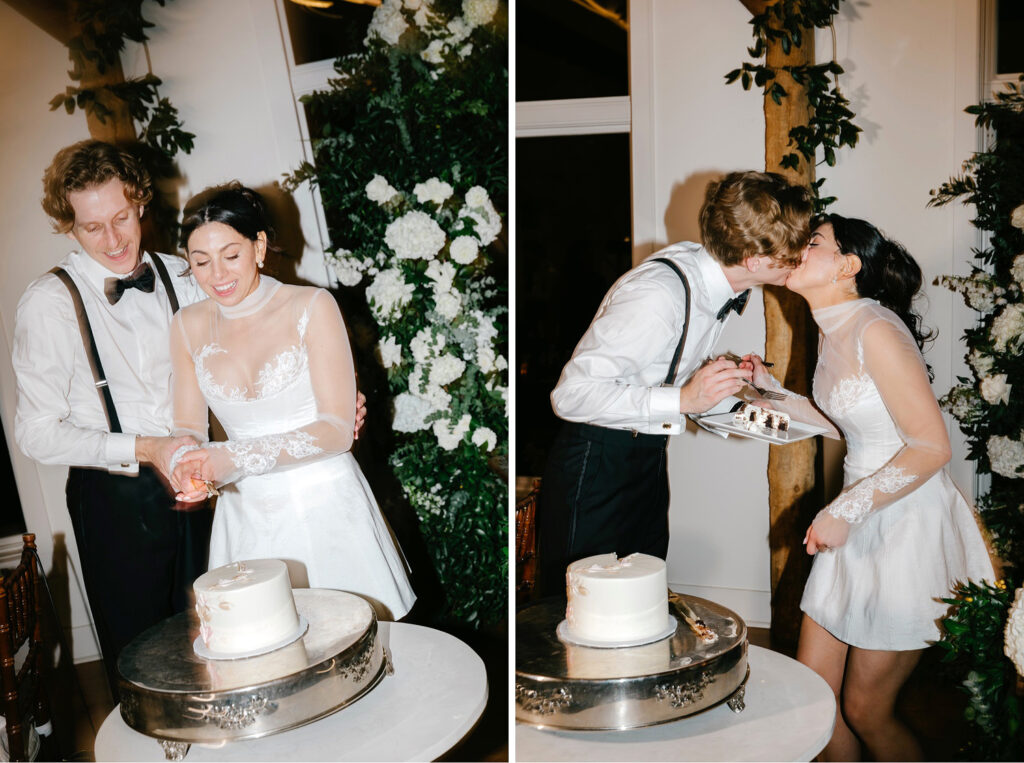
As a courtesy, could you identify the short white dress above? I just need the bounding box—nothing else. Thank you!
[771,299,994,650]
[170,277,416,620]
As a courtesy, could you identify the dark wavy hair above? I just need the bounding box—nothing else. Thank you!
[815,213,935,375]
[179,182,283,257]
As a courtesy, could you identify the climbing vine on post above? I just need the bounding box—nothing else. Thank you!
[726,0,860,211]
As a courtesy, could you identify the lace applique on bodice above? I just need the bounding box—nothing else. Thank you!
[822,372,874,419]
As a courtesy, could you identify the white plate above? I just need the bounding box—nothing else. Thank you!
[698,412,829,444]
[193,615,309,661]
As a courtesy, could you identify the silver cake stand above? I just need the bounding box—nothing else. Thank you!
[516,593,748,730]
[116,589,391,760]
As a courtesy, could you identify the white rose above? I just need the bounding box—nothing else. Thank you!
[403,0,422,9]
[988,434,1024,479]
[385,210,447,260]
[990,303,1024,352]
[426,260,457,292]
[1005,587,1024,677]
[1012,204,1024,230]
[471,426,497,452]
[421,39,446,65]
[379,335,402,369]
[366,174,399,205]
[477,346,496,373]
[462,0,498,27]
[413,177,454,205]
[446,16,472,44]
[450,236,479,265]
[434,290,462,320]
[332,253,363,287]
[459,186,502,246]
[393,393,433,432]
[980,374,1012,405]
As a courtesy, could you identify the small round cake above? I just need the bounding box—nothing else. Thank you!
[193,559,301,657]
[565,552,669,645]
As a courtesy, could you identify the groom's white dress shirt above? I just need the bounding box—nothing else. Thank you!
[13,250,202,474]
[551,242,742,435]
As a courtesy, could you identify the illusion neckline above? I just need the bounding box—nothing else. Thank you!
[217,275,281,318]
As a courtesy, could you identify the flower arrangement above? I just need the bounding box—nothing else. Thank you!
[930,74,1024,760]
[285,0,507,627]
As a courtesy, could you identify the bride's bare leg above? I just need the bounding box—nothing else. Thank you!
[842,645,924,762]
[796,614,861,761]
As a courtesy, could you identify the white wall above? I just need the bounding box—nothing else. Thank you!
[631,0,983,628]
[0,0,330,661]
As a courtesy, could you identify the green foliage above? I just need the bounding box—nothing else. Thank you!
[939,580,1023,760]
[931,74,1024,759]
[285,0,508,628]
[49,0,194,159]
[725,0,860,212]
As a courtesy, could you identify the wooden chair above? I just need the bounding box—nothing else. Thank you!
[515,478,541,606]
[0,534,51,761]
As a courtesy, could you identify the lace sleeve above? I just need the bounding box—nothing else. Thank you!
[823,317,951,524]
[202,290,356,485]
[755,372,841,439]
[170,311,210,446]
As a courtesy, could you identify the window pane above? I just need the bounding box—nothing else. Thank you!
[516,0,628,102]
[516,134,632,476]
[283,1,375,66]
[997,0,1024,75]
[0,419,26,538]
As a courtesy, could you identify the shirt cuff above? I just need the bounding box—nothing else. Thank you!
[106,433,139,474]
[649,386,684,434]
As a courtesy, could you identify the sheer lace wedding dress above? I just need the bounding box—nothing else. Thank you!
[767,298,993,649]
[170,276,415,619]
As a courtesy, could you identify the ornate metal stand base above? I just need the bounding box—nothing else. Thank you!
[516,594,748,730]
[117,589,388,758]
[726,681,747,713]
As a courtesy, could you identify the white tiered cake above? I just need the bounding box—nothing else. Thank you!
[564,553,670,645]
[194,559,302,657]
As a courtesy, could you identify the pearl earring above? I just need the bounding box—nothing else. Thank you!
[258,260,264,269]
[831,274,837,285]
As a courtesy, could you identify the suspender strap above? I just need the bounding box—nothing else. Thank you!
[149,254,180,314]
[651,257,691,386]
[49,267,123,434]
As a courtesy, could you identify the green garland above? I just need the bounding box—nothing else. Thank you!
[726,0,861,211]
[285,0,508,628]
[929,74,1024,760]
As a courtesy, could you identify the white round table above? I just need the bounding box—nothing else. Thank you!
[516,644,836,762]
[96,622,488,762]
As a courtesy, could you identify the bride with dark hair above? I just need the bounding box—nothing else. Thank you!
[746,214,995,761]
[167,183,415,621]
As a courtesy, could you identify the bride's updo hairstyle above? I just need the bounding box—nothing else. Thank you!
[817,212,935,355]
[179,182,283,260]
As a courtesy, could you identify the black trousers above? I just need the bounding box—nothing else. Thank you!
[66,466,212,697]
[537,422,670,598]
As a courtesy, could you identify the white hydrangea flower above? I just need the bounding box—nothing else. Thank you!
[426,260,457,293]
[969,349,995,378]
[446,16,473,44]
[990,303,1024,352]
[980,374,1012,405]
[365,268,415,322]
[988,434,1024,479]
[403,0,423,9]
[410,328,444,364]
[385,210,447,260]
[331,252,364,287]
[414,178,454,205]
[393,392,433,432]
[1012,204,1024,230]
[366,0,409,46]
[433,413,471,450]
[408,365,451,410]
[449,235,480,265]
[1005,587,1024,677]
[496,354,508,371]
[458,43,474,58]
[421,39,447,65]
[379,335,403,369]
[463,0,498,27]
[366,174,399,205]
[429,354,466,386]
[1012,254,1024,285]
[434,290,462,320]
[477,346,497,373]
[472,426,497,452]
[459,186,502,246]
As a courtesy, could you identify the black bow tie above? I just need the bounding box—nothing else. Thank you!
[716,289,750,321]
[104,262,155,305]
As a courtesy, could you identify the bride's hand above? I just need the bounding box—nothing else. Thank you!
[804,509,850,554]
[172,449,214,501]
[742,353,777,390]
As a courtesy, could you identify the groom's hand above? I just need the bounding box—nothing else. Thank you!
[678,358,751,414]
[136,434,199,482]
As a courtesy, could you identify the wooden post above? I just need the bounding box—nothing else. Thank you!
[740,0,822,648]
